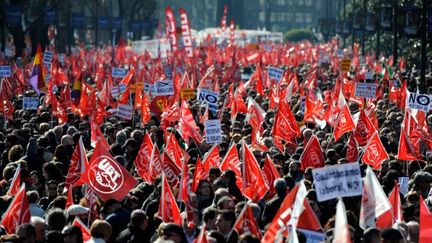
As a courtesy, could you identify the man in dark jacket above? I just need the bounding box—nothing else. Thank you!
[115,209,150,243]
[262,178,288,225]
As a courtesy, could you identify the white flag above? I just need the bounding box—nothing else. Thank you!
[333,198,351,243]
[359,166,392,229]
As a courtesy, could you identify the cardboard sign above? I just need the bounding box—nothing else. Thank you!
[181,88,196,99]
[23,96,39,110]
[312,162,363,202]
[354,82,377,99]
[408,92,432,112]
[0,66,12,77]
[111,68,127,78]
[197,88,219,112]
[155,80,174,96]
[116,104,133,120]
[267,67,284,83]
[341,59,351,72]
[205,119,222,144]
[43,51,53,65]
[144,83,156,95]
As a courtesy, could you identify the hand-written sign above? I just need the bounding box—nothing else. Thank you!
[155,80,174,96]
[354,82,377,99]
[205,119,221,144]
[116,104,133,120]
[0,66,12,77]
[312,162,363,202]
[23,96,39,110]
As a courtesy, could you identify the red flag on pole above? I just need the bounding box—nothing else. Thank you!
[1,184,30,234]
[420,196,432,243]
[233,203,262,238]
[300,135,325,170]
[65,137,88,187]
[362,131,389,170]
[159,173,182,225]
[7,164,21,196]
[82,141,138,201]
[242,142,269,202]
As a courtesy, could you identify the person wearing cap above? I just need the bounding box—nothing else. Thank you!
[115,209,150,243]
[67,204,90,223]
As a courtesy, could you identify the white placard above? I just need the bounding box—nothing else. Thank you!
[312,162,363,202]
[197,88,219,112]
[354,82,377,99]
[43,51,53,65]
[267,67,284,83]
[0,66,12,77]
[111,67,127,78]
[408,92,432,112]
[155,80,174,96]
[116,104,133,120]
[205,119,222,144]
[110,84,126,99]
[144,83,155,95]
[23,96,39,110]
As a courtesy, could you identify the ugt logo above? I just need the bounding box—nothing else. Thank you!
[90,156,124,194]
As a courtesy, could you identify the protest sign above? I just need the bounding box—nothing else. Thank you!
[312,162,363,202]
[341,59,351,72]
[22,97,39,110]
[354,83,377,99]
[205,119,221,144]
[398,177,409,195]
[0,66,12,77]
[112,68,127,78]
[267,67,284,83]
[43,51,53,66]
[116,104,133,120]
[155,80,174,96]
[407,92,432,112]
[197,88,219,112]
[110,84,126,99]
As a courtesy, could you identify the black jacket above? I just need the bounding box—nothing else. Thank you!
[115,224,150,243]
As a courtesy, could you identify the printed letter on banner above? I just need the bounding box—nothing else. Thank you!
[155,80,174,96]
[43,51,53,66]
[407,92,431,112]
[205,119,222,144]
[267,67,284,83]
[354,83,377,99]
[0,66,12,77]
[112,68,126,78]
[116,104,133,120]
[197,89,219,112]
[312,162,363,202]
[23,96,39,110]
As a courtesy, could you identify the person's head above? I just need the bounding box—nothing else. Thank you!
[203,207,218,230]
[216,210,236,235]
[102,199,121,216]
[45,230,64,243]
[208,167,221,183]
[160,223,186,243]
[26,190,40,204]
[288,161,301,175]
[130,209,148,231]
[16,224,36,243]
[62,225,83,243]
[363,227,380,243]
[197,180,214,197]
[274,178,287,197]
[407,221,419,243]
[45,208,67,231]
[221,170,237,186]
[89,220,112,241]
[380,227,404,243]
[217,196,235,211]
[45,180,59,199]
[30,217,45,242]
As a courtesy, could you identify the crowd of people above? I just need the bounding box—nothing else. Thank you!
[0,35,431,243]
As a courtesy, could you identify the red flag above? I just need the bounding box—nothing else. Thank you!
[179,8,194,58]
[376,183,404,228]
[194,223,208,243]
[201,144,220,168]
[220,144,243,189]
[7,164,21,196]
[83,141,138,201]
[120,69,134,86]
[300,135,325,171]
[165,134,189,169]
[242,142,269,202]
[397,128,418,161]
[420,196,432,243]
[159,173,182,225]
[1,184,30,234]
[262,155,281,198]
[234,204,262,239]
[192,158,209,193]
[144,146,163,183]
[353,110,376,146]
[72,217,91,241]
[333,104,355,141]
[272,111,298,143]
[165,7,178,52]
[90,120,110,149]
[65,137,88,187]
[333,198,352,243]
[65,185,74,209]
[362,131,389,170]
[134,133,154,180]
[162,152,181,185]
[141,91,151,124]
[346,136,359,162]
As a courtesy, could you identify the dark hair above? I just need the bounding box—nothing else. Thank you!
[16,223,36,240]
[62,225,83,243]
[196,180,214,197]
[45,230,65,243]
[46,208,67,231]
[203,207,217,223]
[130,209,147,227]
[218,210,236,227]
